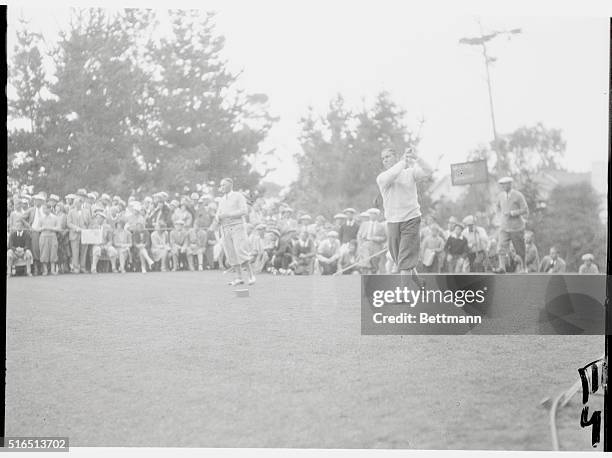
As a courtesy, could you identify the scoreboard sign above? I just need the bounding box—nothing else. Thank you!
[450,159,489,185]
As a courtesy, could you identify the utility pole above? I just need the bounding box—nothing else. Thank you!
[459,21,521,176]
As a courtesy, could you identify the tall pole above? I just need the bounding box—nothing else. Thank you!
[459,22,521,177]
[478,25,500,170]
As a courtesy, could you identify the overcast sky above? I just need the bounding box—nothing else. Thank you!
[7,2,610,186]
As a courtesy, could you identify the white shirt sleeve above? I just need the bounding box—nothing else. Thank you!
[376,160,406,190]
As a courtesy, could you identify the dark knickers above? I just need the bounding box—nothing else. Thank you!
[387,217,421,271]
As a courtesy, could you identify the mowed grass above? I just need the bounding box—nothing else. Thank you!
[5,272,603,450]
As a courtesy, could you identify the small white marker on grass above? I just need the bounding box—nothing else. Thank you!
[234,288,249,298]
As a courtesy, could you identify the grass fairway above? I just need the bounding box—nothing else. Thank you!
[5,272,603,450]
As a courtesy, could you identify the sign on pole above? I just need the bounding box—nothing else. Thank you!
[450,159,489,186]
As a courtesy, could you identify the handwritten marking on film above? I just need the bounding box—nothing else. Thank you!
[578,359,605,447]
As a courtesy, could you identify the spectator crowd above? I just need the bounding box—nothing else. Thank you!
[7,182,601,278]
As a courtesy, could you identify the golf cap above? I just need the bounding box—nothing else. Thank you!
[367,208,381,216]
[343,207,357,214]
[334,213,347,219]
[498,176,513,184]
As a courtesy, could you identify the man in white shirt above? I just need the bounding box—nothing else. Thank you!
[376,147,433,285]
[211,178,255,286]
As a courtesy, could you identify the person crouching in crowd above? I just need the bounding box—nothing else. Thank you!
[90,210,118,274]
[524,231,540,273]
[357,208,387,274]
[504,243,524,273]
[271,229,297,275]
[316,230,341,275]
[338,239,360,275]
[132,220,154,273]
[186,220,208,271]
[262,228,280,273]
[38,202,60,275]
[444,221,468,273]
[113,219,132,273]
[293,230,316,275]
[420,224,445,273]
[579,253,599,274]
[7,218,33,277]
[169,220,188,271]
[150,221,171,272]
[461,215,488,272]
[539,246,566,273]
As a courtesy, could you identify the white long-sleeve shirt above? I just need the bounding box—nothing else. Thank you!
[376,160,427,223]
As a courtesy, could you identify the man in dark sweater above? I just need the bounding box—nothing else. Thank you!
[338,208,359,245]
[7,219,33,276]
[443,222,468,273]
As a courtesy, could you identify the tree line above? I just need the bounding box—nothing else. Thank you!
[8,9,276,196]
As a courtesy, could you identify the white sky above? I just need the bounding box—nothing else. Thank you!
[7,1,611,186]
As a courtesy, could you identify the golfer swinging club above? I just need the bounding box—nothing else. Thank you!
[210,178,255,286]
[376,147,433,286]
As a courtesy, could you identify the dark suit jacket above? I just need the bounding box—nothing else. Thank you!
[9,231,32,251]
[339,222,359,245]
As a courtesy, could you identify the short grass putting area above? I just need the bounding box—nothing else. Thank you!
[6,272,603,450]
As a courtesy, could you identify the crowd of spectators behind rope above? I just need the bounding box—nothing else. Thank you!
[6,182,601,277]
